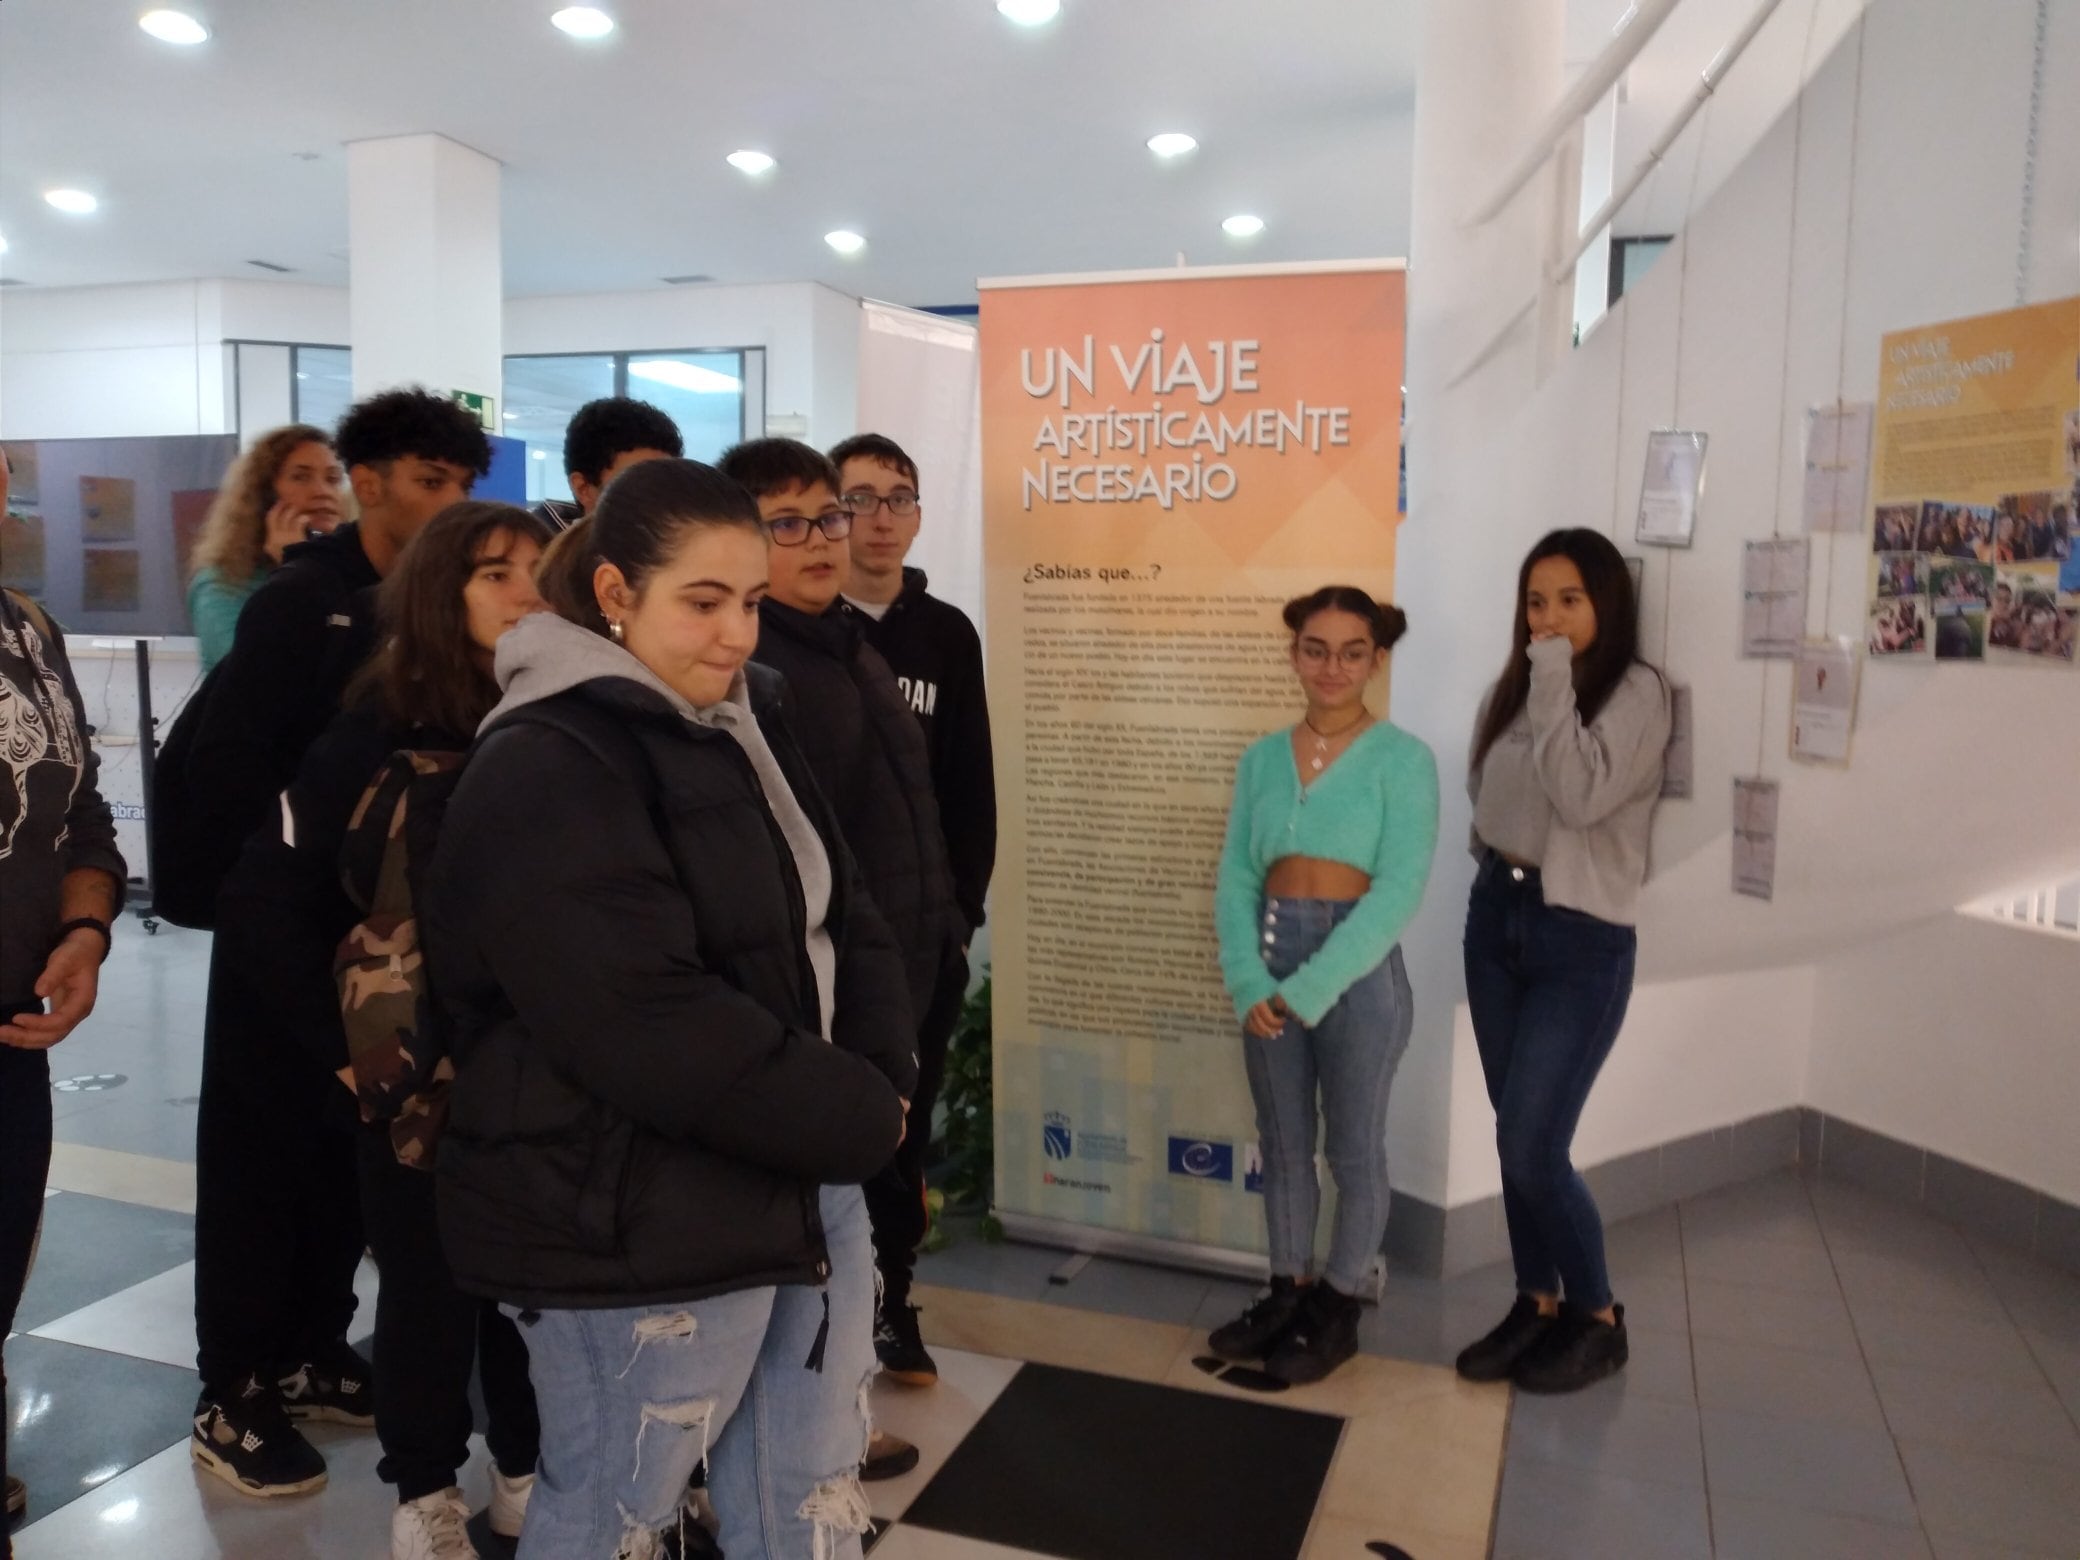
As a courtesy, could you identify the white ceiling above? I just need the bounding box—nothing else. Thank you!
[0,0,1420,304]
[0,0,1844,305]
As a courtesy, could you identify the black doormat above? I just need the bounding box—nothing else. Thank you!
[898,1362,1343,1560]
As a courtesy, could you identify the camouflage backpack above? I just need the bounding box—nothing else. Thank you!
[335,748,467,1170]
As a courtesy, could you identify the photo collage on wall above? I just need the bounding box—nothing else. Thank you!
[1869,479,2079,665]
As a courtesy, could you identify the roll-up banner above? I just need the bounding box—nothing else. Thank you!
[978,260,1406,1273]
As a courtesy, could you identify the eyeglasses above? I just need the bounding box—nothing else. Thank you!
[764,509,854,547]
[839,489,919,518]
[1296,642,1377,670]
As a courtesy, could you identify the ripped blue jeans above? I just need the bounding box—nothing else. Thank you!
[505,1184,877,1560]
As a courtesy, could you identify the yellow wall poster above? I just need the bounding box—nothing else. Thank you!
[1867,295,2080,667]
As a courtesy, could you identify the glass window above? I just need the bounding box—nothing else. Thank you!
[291,346,353,434]
[502,349,765,504]
[502,355,616,504]
[625,352,746,463]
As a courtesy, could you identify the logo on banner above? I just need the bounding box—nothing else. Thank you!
[1042,1112,1073,1161]
[1167,1137,1234,1182]
[1243,1142,1264,1194]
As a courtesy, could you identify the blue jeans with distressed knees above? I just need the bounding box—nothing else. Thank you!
[1244,896,1413,1296]
[1462,854,1638,1313]
[507,1184,877,1560]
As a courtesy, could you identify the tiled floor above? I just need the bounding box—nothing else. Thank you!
[7,919,2080,1556]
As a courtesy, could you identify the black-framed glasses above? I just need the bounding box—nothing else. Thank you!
[839,489,919,518]
[764,510,854,547]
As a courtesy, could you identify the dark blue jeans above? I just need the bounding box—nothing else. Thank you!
[1463,855,1637,1312]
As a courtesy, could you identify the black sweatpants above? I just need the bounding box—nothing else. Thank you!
[864,947,971,1304]
[1,1022,52,1547]
[358,1127,538,1501]
[192,910,365,1399]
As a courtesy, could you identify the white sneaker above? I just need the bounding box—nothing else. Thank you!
[391,1488,475,1560]
[489,1465,535,1539]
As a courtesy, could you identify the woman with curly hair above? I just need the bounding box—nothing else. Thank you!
[186,425,347,669]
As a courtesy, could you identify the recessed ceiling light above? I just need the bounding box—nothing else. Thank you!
[996,0,1060,26]
[726,150,776,176]
[824,229,866,256]
[531,450,547,460]
[45,189,99,215]
[1222,213,1265,238]
[138,9,210,45]
[1147,132,1197,159]
[550,6,614,39]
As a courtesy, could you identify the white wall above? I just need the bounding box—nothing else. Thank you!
[1810,916,2080,1205]
[1411,0,2080,1209]
[0,280,347,441]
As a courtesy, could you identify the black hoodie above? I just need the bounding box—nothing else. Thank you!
[183,522,381,885]
[752,597,964,1018]
[849,568,996,934]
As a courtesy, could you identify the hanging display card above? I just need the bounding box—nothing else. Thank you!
[1790,637,1859,764]
[1637,430,1707,547]
[1741,537,1810,658]
[1732,778,1781,901]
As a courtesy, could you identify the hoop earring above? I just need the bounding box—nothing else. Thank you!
[608,619,625,644]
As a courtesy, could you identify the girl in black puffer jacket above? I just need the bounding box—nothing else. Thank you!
[423,459,913,1560]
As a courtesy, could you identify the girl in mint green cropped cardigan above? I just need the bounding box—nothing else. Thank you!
[1208,585,1439,1385]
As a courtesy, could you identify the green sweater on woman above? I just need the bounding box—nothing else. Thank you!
[1215,720,1440,1025]
[186,564,270,671]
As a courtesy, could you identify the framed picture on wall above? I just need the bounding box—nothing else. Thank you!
[1637,429,1708,548]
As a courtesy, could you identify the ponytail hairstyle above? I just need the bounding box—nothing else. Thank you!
[585,458,765,635]
[1281,583,1409,652]
[1471,527,1651,770]
[536,515,607,635]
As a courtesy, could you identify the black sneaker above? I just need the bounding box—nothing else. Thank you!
[1511,1302,1628,1394]
[1264,1283,1361,1385]
[191,1377,328,1497]
[277,1339,375,1426]
[875,1300,937,1387]
[1208,1276,1306,1362]
[1454,1294,1558,1382]
[860,1430,921,1482]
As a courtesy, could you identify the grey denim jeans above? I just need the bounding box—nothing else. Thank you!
[1243,895,1414,1295]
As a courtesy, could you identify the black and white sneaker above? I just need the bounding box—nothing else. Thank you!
[191,1377,328,1498]
[278,1339,376,1426]
[874,1300,937,1387]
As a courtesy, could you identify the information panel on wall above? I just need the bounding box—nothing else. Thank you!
[1866,295,2080,667]
[978,260,1405,1266]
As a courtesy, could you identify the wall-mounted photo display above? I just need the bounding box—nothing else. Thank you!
[1866,295,2080,667]
[80,475,138,542]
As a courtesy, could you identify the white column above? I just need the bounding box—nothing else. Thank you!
[346,134,503,404]
[1387,0,1567,1247]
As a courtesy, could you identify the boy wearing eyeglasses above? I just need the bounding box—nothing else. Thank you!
[829,434,995,1376]
[716,439,967,1429]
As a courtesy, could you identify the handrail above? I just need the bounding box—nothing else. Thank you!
[1549,0,1791,282]
[1461,0,1687,227]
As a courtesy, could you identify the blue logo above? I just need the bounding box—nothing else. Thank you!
[1042,1112,1072,1161]
[1167,1137,1234,1182]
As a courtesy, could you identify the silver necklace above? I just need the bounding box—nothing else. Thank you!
[1301,712,1368,773]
